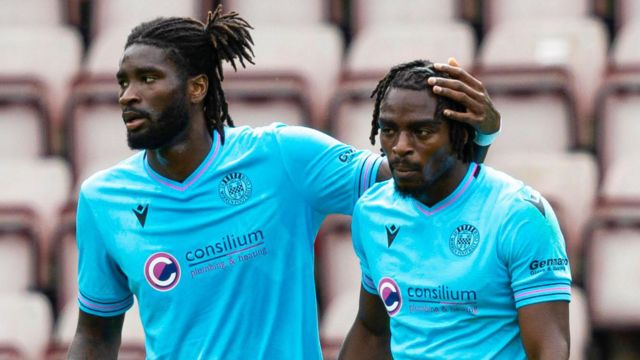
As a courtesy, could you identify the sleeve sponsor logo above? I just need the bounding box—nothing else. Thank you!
[529,257,569,275]
[338,148,357,163]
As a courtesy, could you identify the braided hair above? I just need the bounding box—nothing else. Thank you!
[370,59,475,163]
[124,5,255,143]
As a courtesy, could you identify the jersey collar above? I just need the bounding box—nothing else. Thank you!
[413,162,480,217]
[144,130,222,191]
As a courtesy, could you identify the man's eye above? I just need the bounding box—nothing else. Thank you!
[118,80,128,88]
[380,128,395,135]
[142,76,156,84]
[416,129,432,137]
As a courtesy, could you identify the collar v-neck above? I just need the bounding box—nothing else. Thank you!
[144,131,222,191]
[413,162,480,217]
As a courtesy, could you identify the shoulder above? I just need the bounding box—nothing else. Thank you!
[79,152,145,201]
[225,122,324,139]
[223,122,331,151]
[248,123,358,167]
[222,123,276,147]
[354,180,396,214]
[268,123,343,150]
[481,165,554,225]
[225,122,283,138]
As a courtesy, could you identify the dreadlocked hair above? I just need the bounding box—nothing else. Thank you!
[125,5,255,144]
[370,59,475,163]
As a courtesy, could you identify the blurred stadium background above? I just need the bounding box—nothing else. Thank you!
[0,0,639,359]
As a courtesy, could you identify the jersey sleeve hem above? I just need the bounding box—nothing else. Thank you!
[362,274,377,294]
[78,291,134,317]
[515,294,571,309]
[514,283,571,309]
[357,155,383,198]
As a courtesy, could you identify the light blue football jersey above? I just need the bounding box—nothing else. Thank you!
[352,163,571,360]
[76,123,382,359]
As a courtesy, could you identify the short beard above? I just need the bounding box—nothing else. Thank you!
[394,181,428,199]
[127,93,190,150]
[393,153,457,201]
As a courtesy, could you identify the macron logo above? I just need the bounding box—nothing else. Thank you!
[133,204,149,227]
[385,224,400,247]
[525,194,546,217]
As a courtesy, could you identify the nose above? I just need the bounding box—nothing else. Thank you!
[392,131,414,156]
[118,83,140,107]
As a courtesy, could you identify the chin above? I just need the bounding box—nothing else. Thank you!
[393,180,426,199]
[127,133,163,150]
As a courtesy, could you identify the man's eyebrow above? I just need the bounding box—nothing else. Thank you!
[134,66,163,74]
[410,119,441,126]
[378,117,440,125]
[116,66,164,78]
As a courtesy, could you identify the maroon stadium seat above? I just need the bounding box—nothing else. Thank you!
[332,22,475,149]
[479,18,607,147]
[351,0,460,36]
[585,213,640,329]
[483,0,592,32]
[0,292,53,360]
[0,207,40,293]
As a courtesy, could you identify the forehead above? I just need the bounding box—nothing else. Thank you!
[380,87,438,122]
[118,43,177,73]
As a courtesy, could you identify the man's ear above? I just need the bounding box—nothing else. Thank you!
[188,74,208,104]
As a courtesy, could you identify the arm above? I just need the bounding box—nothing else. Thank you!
[375,158,392,182]
[274,124,383,213]
[67,310,124,360]
[503,189,572,359]
[517,301,570,360]
[338,287,392,360]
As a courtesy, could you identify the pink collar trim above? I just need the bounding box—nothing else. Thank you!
[414,163,478,216]
[145,131,221,191]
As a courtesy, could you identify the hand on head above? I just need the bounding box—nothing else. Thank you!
[427,57,501,135]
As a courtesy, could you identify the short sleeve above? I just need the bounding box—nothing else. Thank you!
[275,125,383,215]
[501,189,572,309]
[351,204,377,295]
[76,190,133,316]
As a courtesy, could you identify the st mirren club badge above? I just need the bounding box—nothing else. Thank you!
[218,172,252,205]
[449,224,480,257]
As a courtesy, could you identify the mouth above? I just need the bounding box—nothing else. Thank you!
[390,162,422,180]
[394,168,419,176]
[122,111,148,131]
[125,117,147,131]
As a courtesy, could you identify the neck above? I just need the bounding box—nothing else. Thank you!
[146,111,213,183]
[415,161,470,207]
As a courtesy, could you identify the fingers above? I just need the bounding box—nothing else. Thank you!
[433,62,484,92]
[431,83,484,114]
[441,109,483,127]
[426,58,502,134]
[429,77,485,104]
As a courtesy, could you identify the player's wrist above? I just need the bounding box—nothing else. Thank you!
[474,126,501,146]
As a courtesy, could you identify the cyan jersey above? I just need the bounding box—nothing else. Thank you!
[76,123,382,360]
[352,163,571,360]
